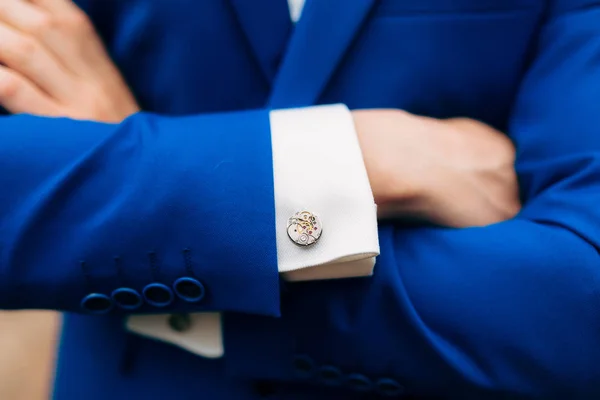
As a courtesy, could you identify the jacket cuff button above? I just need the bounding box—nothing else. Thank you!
[318,365,343,386]
[173,277,205,302]
[292,354,315,378]
[346,373,373,392]
[80,293,113,314]
[375,378,405,397]
[143,283,174,307]
[111,288,143,310]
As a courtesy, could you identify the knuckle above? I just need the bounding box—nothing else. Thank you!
[503,204,521,219]
[80,84,110,118]
[392,109,409,117]
[64,10,93,33]
[12,37,38,61]
[499,191,522,217]
[28,15,55,36]
[498,137,517,158]
[0,71,21,98]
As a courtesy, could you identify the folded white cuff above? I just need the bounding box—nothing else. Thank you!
[272,104,378,280]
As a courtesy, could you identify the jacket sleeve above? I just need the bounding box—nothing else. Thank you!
[0,110,280,316]
[222,2,600,397]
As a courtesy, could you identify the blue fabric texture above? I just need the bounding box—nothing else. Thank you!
[0,0,595,398]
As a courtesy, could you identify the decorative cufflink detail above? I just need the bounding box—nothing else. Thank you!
[287,211,322,246]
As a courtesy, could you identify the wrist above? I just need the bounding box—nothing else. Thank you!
[371,166,431,219]
[351,108,435,218]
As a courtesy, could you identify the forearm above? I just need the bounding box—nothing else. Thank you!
[0,111,280,315]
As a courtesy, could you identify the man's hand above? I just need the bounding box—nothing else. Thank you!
[0,0,139,122]
[353,110,520,228]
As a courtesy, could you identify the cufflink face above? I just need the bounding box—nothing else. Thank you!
[287,211,322,246]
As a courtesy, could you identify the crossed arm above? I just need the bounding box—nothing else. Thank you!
[0,0,599,397]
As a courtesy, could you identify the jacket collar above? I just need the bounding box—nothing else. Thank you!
[227,0,293,84]
[228,0,377,107]
[268,0,377,108]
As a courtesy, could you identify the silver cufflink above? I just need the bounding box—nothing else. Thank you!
[287,211,322,246]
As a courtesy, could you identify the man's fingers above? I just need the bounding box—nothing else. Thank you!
[0,0,47,32]
[0,0,97,77]
[23,0,111,78]
[0,65,58,114]
[0,21,74,98]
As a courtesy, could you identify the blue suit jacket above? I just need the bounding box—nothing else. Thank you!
[0,0,598,398]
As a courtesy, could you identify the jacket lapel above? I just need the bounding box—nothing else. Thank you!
[268,0,376,108]
[227,0,293,84]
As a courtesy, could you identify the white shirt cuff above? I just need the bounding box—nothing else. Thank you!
[126,104,379,359]
[271,104,379,280]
